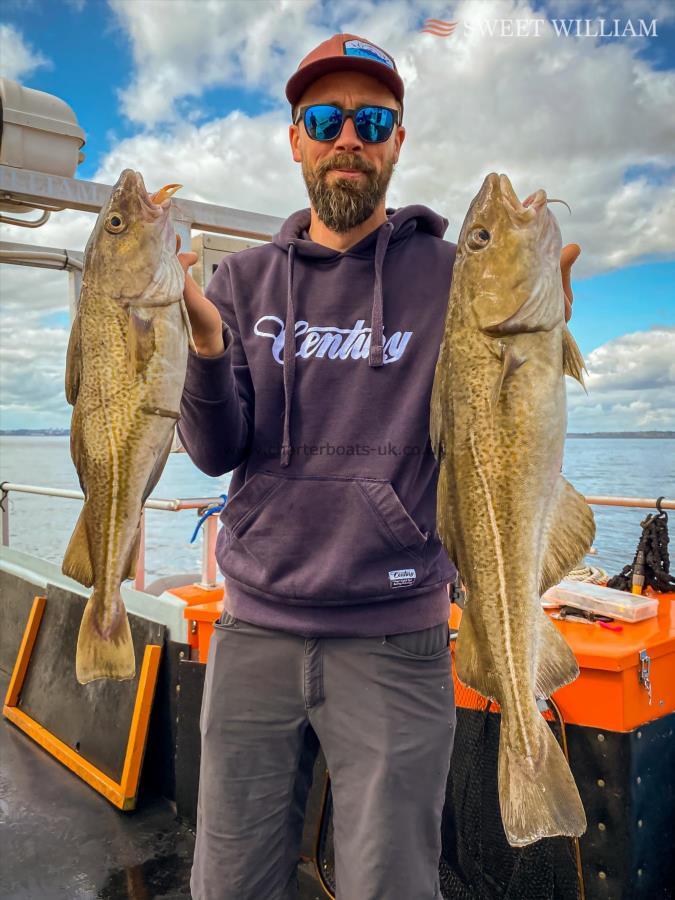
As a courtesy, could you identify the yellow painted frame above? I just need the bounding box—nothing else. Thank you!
[3,595,162,811]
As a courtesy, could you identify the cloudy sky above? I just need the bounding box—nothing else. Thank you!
[1,0,674,432]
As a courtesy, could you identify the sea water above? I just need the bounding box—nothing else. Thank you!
[0,436,673,583]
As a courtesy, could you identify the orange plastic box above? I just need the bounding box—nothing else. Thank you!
[450,592,675,731]
[168,583,225,655]
[181,597,224,663]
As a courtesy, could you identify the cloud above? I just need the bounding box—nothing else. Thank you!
[0,213,96,430]
[2,0,675,430]
[568,327,675,430]
[0,23,51,81]
[94,111,305,216]
[100,0,675,276]
[109,0,328,126]
[1,208,97,262]
[541,0,675,24]
[0,304,71,430]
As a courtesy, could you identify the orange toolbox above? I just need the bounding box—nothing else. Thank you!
[450,590,675,730]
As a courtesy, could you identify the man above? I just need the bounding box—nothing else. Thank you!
[178,33,579,900]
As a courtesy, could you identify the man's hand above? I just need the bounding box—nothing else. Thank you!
[177,250,225,356]
[560,243,580,323]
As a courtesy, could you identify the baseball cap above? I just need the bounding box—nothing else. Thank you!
[285,33,404,114]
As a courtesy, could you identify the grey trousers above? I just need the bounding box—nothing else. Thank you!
[190,614,456,900]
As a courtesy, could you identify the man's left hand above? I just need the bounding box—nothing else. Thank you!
[560,243,581,323]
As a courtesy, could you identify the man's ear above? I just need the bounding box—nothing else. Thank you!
[289,124,302,163]
[393,125,406,164]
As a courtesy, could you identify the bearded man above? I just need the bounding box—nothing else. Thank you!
[178,33,579,900]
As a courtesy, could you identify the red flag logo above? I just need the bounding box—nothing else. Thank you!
[420,18,458,37]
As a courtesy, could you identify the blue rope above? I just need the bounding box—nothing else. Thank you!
[190,493,228,544]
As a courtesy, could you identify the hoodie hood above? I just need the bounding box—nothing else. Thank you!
[273,205,448,258]
[272,205,449,466]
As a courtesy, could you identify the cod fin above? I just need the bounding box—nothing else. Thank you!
[498,712,586,847]
[455,604,499,700]
[76,593,135,684]
[491,342,526,409]
[562,324,586,389]
[142,428,174,504]
[478,277,560,335]
[180,295,198,354]
[62,508,94,587]
[123,525,142,582]
[65,315,81,406]
[535,613,579,698]
[429,355,446,462]
[127,311,156,377]
[540,475,596,594]
[435,459,456,561]
[123,428,174,582]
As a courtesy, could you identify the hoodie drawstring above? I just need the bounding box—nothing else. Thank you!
[280,242,297,467]
[369,221,395,367]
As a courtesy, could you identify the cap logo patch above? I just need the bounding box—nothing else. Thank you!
[343,39,395,70]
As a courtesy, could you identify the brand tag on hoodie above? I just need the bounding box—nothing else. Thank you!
[389,568,416,588]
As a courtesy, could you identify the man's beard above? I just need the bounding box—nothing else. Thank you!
[302,152,394,234]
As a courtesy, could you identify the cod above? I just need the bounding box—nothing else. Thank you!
[63,169,191,685]
[431,173,595,847]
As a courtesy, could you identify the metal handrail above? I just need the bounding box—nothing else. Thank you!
[0,481,220,510]
[0,480,224,592]
[584,496,674,510]
[2,481,673,593]
[0,165,284,240]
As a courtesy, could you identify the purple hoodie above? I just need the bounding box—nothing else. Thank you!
[178,205,458,637]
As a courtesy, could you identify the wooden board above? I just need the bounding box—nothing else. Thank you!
[3,584,163,809]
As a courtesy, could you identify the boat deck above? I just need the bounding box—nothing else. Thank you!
[0,671,195,899]
[0,673,325,900]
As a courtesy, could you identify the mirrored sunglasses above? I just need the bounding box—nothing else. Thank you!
[295,104,399,143]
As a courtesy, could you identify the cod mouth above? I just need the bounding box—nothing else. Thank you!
[499,173,547,223]
[132,171,182,214]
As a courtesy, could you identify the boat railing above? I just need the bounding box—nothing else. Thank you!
[0,480,224,593]
[583,496,673,510]
[1,482,673,595]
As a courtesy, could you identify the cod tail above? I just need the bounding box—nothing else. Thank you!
[498,711,586,847]
[76,592,136,685]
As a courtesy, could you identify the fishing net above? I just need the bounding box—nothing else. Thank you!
[440,700,581,900]
[314,669,581,900]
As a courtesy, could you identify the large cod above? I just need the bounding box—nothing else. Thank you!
[430,173,595,847]
[63,169,191,685]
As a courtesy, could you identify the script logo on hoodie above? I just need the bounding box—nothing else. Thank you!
[254,316,413,365]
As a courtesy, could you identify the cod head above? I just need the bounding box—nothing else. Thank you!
[456,173,565,335]
[83,169,182,304]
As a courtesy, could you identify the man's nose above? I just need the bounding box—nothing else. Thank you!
[334,115,364,151]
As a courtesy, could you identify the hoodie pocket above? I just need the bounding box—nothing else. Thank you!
[220,471,430,604]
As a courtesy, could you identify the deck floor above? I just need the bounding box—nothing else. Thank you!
[0,672,324,899]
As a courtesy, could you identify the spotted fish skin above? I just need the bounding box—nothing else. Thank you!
[431,173,594,847]
[63,169,189,685]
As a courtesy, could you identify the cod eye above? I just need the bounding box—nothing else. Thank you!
[105,213,126,233]
[467,227,490,251]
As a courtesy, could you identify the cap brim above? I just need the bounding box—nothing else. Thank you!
[286,56,404,107]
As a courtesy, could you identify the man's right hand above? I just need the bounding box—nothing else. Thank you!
[177,252,225,357]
